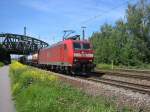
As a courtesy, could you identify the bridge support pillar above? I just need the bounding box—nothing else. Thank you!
[0,48,11,64]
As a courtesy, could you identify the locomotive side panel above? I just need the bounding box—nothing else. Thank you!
[63,40,74,66]
[38,40,73,67]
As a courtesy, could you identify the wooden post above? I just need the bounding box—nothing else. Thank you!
[111,60,114,70]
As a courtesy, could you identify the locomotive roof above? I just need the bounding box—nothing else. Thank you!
[42,39,90,50]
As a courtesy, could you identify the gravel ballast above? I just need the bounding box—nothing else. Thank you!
[40,69,150,111]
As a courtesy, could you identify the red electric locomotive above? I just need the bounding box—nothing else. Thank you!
[38,35,95,74]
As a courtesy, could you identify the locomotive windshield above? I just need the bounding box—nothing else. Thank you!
[73,42,91,50]
[73,43,81,50]
[83,43,90,50]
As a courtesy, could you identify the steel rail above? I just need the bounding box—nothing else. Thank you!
[86,77,150,95]
[95,71,150,81]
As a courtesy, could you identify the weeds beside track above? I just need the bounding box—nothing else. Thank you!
[10,62,128,112]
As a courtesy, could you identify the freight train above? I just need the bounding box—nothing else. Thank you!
[20,35,95,74]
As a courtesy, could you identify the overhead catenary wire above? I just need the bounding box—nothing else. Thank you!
[62,0,136,39]
[80,0,136,25]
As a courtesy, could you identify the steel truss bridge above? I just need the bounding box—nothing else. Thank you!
[0,33,49,54]
[0,33,49,64]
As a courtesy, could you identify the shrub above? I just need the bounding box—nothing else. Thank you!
[97,63,117,70]
[0,62,4,67]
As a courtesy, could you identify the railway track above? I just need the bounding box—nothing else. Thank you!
[37,66,150,95]
[96,68,150,74]
[61,70,150,95]
[113,68,150,74]
[86,77,150,95]
[95,70,150,81]
[76,70,150,95]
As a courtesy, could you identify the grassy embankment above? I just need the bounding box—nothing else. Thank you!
[10,61,133,112]
[97,63,150,70]
[0,62,4,67]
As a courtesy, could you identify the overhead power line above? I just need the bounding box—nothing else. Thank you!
[81,0,136,25]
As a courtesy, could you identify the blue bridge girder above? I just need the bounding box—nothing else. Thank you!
[0,33,49,55]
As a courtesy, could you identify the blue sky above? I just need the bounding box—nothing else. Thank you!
[0,0,137,45]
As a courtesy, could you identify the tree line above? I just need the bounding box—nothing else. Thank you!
[90,0,150,66]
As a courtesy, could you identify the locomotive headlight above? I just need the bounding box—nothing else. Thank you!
[86,54,94,57]
[74,53,81,57]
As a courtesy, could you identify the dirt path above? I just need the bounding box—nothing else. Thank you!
[0,66,16,112]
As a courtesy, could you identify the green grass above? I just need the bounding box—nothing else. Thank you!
[97,63,118,70]
[97,63,150,70]
[10,62,133,112]
[0,62,4,67]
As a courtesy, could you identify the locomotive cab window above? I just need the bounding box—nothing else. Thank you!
[83,43,90,50]
[73,42,81,50]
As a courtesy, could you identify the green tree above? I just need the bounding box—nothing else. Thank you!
[90,0,150,66]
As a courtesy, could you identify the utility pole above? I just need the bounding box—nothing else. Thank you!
[24,26,26,36]
[81,26,86,40]
[38,35,40,40]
